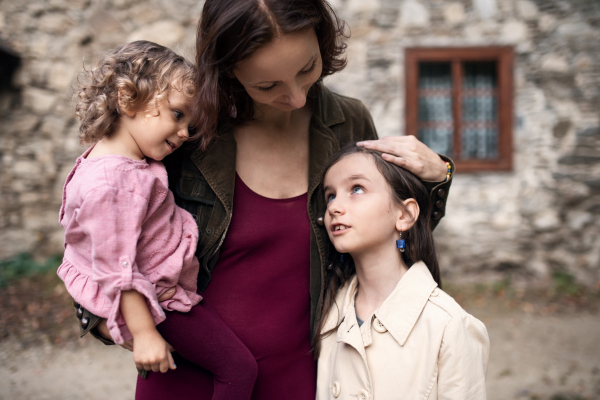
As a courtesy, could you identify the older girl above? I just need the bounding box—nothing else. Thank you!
[76,1,454,399]
[315,145,489,400]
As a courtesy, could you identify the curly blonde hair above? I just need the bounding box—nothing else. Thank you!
[75,40,196,144]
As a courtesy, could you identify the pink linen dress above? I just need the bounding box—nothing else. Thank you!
[57,147,202,344]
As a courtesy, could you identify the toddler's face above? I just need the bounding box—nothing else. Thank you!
[323,153,402,257]
[125,87,193,161]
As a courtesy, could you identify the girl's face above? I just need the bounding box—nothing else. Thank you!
[122,86,192,161]
[323,153,405,257]
[233,27,322,112]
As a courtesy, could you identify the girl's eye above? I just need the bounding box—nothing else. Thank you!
[173,110,183,120]
[326,193,335,203]
[299,60,316,75]
[351,186,365,195]
[257,84,276,92]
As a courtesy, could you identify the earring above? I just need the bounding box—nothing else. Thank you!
[228,96,237,118]
[339,254,345,262]
[396,232,406,252]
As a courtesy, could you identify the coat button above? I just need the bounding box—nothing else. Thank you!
[430,288,440,297]
[72,300,80,309]
[432,211,442,220]
[121,261,128,268]
[358,389,370,400]
[332,381,341,398]
[435,200,444,208]
[76,307,84,319]
[373,318,387,333]
[80,317,89,329]
[316,216,324,226]
[437,188,447,198]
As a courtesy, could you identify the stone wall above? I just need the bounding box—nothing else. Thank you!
[1,0,599,285]
[325,0,600,284]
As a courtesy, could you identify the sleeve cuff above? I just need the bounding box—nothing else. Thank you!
[423,155,455,231]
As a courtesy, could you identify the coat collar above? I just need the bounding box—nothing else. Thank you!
[321,261,438,347]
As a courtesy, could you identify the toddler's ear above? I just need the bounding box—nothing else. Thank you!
[117,90,137,117]
[395,198,419,232]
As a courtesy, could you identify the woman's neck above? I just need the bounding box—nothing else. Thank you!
[353,246,409,321]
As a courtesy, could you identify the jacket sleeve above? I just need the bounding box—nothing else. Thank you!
[437,312,490,400]
[76,186,166,345]
[358,102,454,231]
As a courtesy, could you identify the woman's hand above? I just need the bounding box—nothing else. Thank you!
[357,136,447,182]
[133,329,177,373]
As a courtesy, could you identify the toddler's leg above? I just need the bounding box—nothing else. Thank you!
[157,300,257,400]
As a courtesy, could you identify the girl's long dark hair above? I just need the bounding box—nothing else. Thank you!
[191,0,348,150]
[313,144,441,358]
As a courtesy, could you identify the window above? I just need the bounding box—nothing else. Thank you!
[405,47,514,172]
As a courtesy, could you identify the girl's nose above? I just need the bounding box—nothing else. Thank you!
[177,126,189,141]
[327,198,345,215]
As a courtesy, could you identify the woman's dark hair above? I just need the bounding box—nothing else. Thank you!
[192,0,348,150]
[313,144,441,358]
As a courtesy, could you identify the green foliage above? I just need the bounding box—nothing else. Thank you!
[552,271,582,297]
[0,253,62,287]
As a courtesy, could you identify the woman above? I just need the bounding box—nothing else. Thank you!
[74,0,453,398]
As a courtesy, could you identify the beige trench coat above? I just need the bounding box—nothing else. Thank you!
[316,262,490,400]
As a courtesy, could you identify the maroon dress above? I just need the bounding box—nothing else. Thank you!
[136,173,316,399]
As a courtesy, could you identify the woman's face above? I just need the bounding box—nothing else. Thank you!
[233,27,322,112]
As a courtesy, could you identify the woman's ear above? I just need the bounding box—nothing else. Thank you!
[395,198,420,232]
[117,90,137,117]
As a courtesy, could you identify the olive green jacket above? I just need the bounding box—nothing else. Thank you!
[74,84,454,344]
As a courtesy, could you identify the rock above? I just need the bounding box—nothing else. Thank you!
[501,20,528,43]
[87,9,122,34]
[39,13,75,34]
[47,63,76,91]
[0,12,5,30]
[13,160,43,177]
[0,230,39,258]
[566,211,593,231]
[516,0,538,20]
[557,22,596,38]
[443,2,465,26]
[573,53,593,72]
[400,0,430,28]
[538,14,557,32]
[23,88,56,114]
[127,20,186,48]
[540,54,569,73]
[473,0,497,19]
[558,155,600,165]
[576,127,600,138]
[533,210,560,232]
[552,120,571,139]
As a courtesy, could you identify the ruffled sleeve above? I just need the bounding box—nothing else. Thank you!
[76,185,166,344]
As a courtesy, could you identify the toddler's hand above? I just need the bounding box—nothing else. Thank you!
[133,330,176,373]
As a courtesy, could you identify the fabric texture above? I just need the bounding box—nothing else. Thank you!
[58,148,202,344]
[316,262,490,400]
[136,299,257,400]
[136,172,316,399]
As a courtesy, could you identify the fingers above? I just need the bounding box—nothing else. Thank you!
[168,351,177,371]
[157,287,176,302]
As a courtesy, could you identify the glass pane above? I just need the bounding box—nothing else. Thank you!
[417,62,453,157]
[461,62,498,160]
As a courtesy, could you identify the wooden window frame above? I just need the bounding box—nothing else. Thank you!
[405,47,514,172]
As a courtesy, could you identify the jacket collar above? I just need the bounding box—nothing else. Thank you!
[321,261,438,347]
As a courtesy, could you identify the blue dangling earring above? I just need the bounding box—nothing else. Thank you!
[396,231,406,252]
[339,253,345,262]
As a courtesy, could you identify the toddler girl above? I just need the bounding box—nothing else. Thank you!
[58,41,257,399]
[315,145,489,399]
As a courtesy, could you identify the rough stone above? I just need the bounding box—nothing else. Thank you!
[87,9,122,34]
[473,0,497,20]
[556,22,596,38]
[443,3,465,26]
[23,88,56,114]
[500,20,528,43]
[540,54,569,74]
[516,0,539,20]
[126,20,185,48]
[39,13,75,34]
[400,0,430,28]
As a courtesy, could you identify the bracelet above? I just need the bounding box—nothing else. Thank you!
[445,162,452,181]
